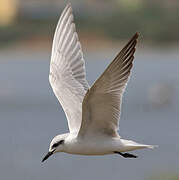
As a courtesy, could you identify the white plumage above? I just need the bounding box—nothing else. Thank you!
[42,3,156,162]
[49,4,89,133]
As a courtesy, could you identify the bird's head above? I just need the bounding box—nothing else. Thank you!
[42,134,68,162]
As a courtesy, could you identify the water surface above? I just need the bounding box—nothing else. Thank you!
[0,50,178,180]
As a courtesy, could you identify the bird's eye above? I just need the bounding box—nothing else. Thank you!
[52,140,64,149]
[52,143,59,149]
[59,140,64,144]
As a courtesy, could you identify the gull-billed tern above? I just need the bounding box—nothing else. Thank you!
[42,3,156,162]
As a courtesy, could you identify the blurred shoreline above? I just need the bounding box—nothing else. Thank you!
[1,35,179,56]
[1,0,179,49]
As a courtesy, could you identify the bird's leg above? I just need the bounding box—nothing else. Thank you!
[114,151,137,158]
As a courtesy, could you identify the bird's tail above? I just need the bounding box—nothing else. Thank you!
[120,139,158,152]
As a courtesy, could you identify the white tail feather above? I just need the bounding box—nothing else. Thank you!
[120,139,158,152]
[146,145,158,149]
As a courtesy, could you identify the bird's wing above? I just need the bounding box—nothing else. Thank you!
[49,4,89,133]
[78,33,139,137]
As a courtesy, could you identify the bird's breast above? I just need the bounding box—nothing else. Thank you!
[64,136,118,155]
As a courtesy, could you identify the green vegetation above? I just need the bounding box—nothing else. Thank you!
[77,1,179,43]
[150,173,179,180]
[0,0,179,46]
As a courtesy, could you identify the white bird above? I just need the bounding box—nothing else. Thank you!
[42,3,156,162]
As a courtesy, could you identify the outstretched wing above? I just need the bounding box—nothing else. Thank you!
[49,4,89,133]
[78,33,139,137]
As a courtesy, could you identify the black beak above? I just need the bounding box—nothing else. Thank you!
[42,150,54,162]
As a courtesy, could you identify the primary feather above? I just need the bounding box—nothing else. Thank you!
[49,3,89,133]
[78,33,139,137]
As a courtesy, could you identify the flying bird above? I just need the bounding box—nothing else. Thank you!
[42,3,156,162]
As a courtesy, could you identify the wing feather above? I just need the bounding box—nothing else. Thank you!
[49,4,89,133]
[78,33,139,137]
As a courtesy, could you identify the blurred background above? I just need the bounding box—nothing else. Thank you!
[0,0,179,180]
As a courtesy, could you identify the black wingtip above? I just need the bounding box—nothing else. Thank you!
[133,32,139,40]
[135,32,140,38]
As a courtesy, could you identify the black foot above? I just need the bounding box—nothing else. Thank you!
[114,151,137,158]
